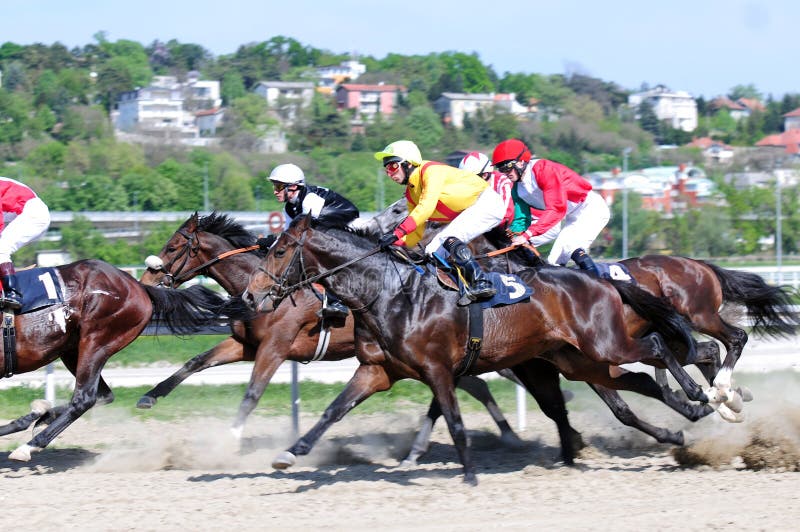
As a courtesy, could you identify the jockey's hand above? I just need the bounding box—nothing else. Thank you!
[378,232,399,250]
[511,234,529,247]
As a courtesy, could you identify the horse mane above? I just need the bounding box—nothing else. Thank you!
[195,211,258,249]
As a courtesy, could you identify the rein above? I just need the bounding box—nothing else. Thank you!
[172,244,259,284]
[475,242,541,259]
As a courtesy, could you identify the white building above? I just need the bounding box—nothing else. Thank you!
[434,92,530,128]
[253,81,315,124]
[628,85,698,132]
[316,59,366,90]
[114,75,221,141]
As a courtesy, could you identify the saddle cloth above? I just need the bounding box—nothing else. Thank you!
[6,267,66,314]
[432,265,532,309]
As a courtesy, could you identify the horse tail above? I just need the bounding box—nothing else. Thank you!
[703,261,799,339]
[609,279,697,362]
[143,284,227,335]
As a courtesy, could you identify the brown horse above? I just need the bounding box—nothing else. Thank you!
[0,259,225,461]
[243,215,708,484]
[374,198,799,419]
[137,212,522,447]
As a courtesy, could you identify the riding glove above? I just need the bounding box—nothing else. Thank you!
[378,232,399,249]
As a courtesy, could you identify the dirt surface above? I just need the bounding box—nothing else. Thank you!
[2,372,800,531]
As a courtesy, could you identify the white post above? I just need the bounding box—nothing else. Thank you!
[515,383,526,431]
[45,363,55,404]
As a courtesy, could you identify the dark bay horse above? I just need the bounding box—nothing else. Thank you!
[244,216,708,484]
[371,199,799,420]
[0,259,225,461]
[138,212,522,448]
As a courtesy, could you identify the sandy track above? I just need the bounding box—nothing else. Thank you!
[2,372,800,531]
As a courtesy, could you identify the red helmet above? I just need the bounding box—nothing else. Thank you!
[492,139,531,165]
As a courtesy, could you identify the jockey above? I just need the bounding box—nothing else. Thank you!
[269,163,359,319]
[492,139,610,276]
[458,151,514,230]
[374,140,505,302]
[0,177,52,310]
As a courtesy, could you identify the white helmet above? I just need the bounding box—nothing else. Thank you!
[269,163,305,185]
[458,151,493,175]
[374,140,422,166]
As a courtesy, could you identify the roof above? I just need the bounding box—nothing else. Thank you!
[755,129,800,147]
[195,107,222,117]
[737,98,765,112]
[338,83,405,92]
[685,136,732,150]
[783,107,800,118]
[709,97,745,111]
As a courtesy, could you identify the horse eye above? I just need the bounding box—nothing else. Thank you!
[274,248,286,258]
[166,247,176,253]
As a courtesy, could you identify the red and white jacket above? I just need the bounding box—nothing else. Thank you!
[515,159,592,239]
[486,171,514,228]
[0,177,38,232]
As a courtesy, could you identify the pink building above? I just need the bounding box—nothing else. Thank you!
[335,83,406,120]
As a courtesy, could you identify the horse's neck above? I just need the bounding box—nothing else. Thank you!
[208,253,261,296]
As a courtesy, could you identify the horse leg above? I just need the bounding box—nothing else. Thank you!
[643,333,709,403]
[512,359,584,465]
[399,397,442,468]
[399,375,524,467]
[137,337,250,409]
[455,376,523,446]
[0,400,52,437]
[272,364,393,471]
[9,370,104,461]
[230,350,285,440]
[423,365,476,485]
[588,383,685,445]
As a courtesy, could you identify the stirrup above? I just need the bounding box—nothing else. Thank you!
[465,282,496,302]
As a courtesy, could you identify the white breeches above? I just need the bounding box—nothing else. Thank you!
[0,198,51,263]
[424,188,505,255]
[546,191,610,266]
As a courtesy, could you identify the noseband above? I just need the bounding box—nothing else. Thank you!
[149,227,258,287]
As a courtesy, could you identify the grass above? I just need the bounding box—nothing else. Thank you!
[107,334,232,367]
[0,377,564,422]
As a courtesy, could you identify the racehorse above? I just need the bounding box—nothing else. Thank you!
[243,215,709,485]
[369,199,799,418]
[137,212,523,448]
[0,259,225,461]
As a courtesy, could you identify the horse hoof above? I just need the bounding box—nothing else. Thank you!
[229,426,243,440]
[725,391,744,413]
[463,472,478,486]
[398,458,418,469]
[136,396,156,409]
[272,451,297,470]
[716,403,745,423]
[736,386,754,402]
[499,432,525,448]
[29,399,52,415]
[9,444,39,462]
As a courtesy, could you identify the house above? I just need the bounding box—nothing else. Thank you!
[784,107,800,131]
[335,83,406,120]
[114,75,221,142]
[316,59,367,92]
[708,96,765,121]
[433,92,529,128]
[755,129,800,150]
[685,136,734,162]
[628,85,698,132]
[195,107,224,137]
[253,81,315,124]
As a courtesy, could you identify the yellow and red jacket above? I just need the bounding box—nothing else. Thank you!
[392,161,488,248]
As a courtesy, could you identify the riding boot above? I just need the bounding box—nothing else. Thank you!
[571,248,600,277]
[0,261,21,311]
[316,293,349,319]
[443,237,496,301]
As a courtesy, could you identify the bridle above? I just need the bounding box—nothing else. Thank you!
[258,229,383,309]
[149,227,259,288]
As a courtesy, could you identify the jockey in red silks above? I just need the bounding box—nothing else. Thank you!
[0,176,51,309]
[492,139,610,276]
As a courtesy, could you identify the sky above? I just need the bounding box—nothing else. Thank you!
[4,0,800,99]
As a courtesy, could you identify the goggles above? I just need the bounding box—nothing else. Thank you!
[272,182,299,192]
[495,160,517,174]
[384,161,401,173]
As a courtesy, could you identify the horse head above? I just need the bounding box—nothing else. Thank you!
[140,211,260,295]
[243,215,314,312]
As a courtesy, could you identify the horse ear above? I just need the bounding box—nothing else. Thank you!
[188,212,199,230]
